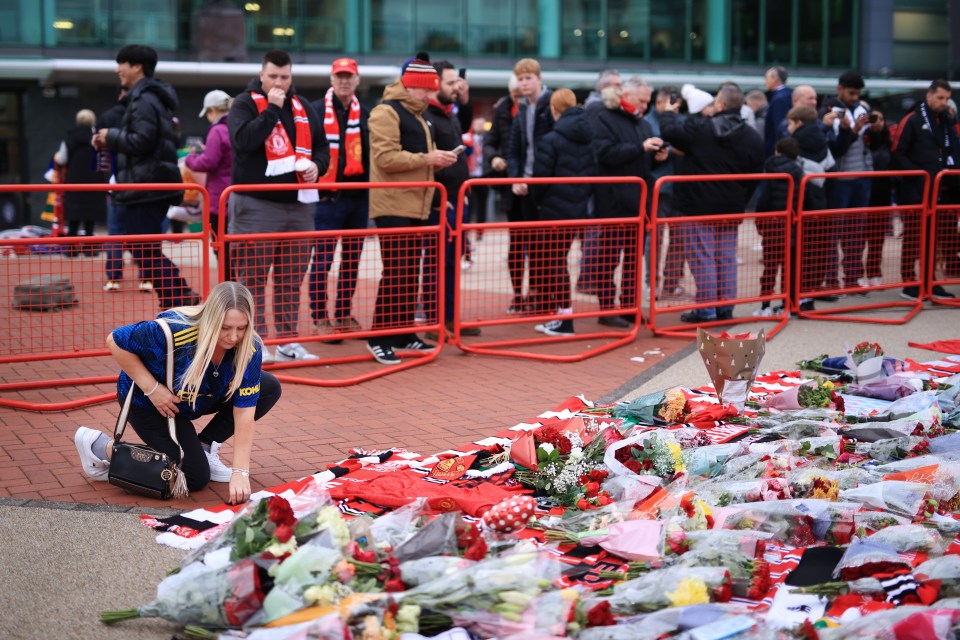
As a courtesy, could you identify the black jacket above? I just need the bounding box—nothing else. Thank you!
[309,92,370,196]
[63,125,108,221]
[593,105,657,218]
[660,109,765,216]
[229,78,330,203]
[483,95,516,211]
[756,154,803,212]
[895,105,960,204]
[507,90,553,179]
[531,107,596,220]
[105,76,183,206]
[424,102,470,209]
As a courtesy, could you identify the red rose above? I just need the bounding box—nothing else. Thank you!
[463,535,488,561]
[557,436,573,455]
[576,498,590,510]
[579,474,590,484]
[584,481,600,496]
[354,549,377,563]
[274,523,295,543]
[586,601,615,627]
[597,493,613,506]
[267,496,295,526]
[624,459,642,473]
[384,578,406,592]
[590,469,608,481]
[642,459,654,471]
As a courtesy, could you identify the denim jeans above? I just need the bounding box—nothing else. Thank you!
[308,195,369,322]
[829,177,872,283]
[104,199,126,282]
[684,221,738,319]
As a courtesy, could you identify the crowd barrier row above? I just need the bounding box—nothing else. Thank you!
[1,171,957,410]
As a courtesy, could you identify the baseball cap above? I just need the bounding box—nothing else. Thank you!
[331,58,359,76]
[199,89,232,117]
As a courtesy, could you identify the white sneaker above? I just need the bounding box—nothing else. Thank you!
[261,346,275,363]
[856,277,870,288]
[205,441,233,483]
[138,281,154,293]
[103,280,120,292]
[74,427,110,481]
[752,307,773,317]
[275,342,319,361]
[869,277,882,287]
[461,257,473,271]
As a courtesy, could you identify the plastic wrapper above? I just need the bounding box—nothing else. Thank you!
[598,565,732,614]
[789,467,877,500]
[832,538,910,580]
[603,431,683,482]
[535,502,631,535]
[846,375,925,400]
[613,387,689,425]
[699,477,793,506]
[683,442,748,477]
[257,540,343,624]
[579,519,665,562]
[840,480,929,517]
[818,607,950,640]
[854,436,931,463]
[854,510,912,534]
[101,558,265,628]
[915,555,960,581]
[929,433,960,454]
[576,603,761,640]
[867,524,944,554]
[449,587,576,639]
[721,500,857,546]
[761,380,841,411]
[844,422,922,443]
[368,497,430,550]
[748,407,842,426]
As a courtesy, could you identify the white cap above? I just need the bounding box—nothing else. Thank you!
[199,90,232,117]
[681,83,714,115]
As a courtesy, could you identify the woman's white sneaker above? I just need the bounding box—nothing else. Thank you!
[275,343,319,361]
[205,441,234,483]
[74,427,110,481]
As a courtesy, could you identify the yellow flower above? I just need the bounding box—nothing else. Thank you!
[666,576,710,607]
[668,441,686,473]
[823,380,834,390]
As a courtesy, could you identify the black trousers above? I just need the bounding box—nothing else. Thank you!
[125,371,281,491]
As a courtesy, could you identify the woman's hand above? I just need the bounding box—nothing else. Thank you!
[228,472,251,505]
[149,386,180,419]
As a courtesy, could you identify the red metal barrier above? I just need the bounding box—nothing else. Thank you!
[647,173,794,339]
[0,183,210,411]
[794,170,929,323]
[448,177,645,362]
[929,170,960,307]
[216,182,447,385]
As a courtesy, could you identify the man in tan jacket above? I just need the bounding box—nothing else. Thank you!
[366,54,457,365]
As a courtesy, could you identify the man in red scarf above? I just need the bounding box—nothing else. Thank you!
[308,58,371,342]
[228,49,329,363]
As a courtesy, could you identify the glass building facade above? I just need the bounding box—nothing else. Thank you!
[2,0,868,70]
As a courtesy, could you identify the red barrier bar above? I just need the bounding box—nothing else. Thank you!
[216,182,447,386]
[0,183,210,411]
[647,173,794,339]
[928,170,960,307]
[794,170,929,323]
[449,177,645,362]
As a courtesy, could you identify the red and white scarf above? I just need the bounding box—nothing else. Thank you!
[319,88,363,182]
[250,91,318,203]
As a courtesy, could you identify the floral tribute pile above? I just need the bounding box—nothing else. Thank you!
[123,349,960,640]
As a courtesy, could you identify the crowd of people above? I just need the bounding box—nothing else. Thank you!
[59,46,960,364]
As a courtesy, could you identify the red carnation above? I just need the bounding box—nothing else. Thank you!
[384,578,406,592]
[586,601,615,627]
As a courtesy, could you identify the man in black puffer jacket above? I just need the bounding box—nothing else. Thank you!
[529,89,597,336]
[95,44,196,310]
[660,83,764,322]
[593,77,666,327]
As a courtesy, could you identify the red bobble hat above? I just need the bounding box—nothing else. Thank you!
[401,58,439,91]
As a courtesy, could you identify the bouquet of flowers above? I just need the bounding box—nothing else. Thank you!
[604,432,685,482]
[866,524,944,553]
[597,565,733,614]
[832,539,910,580]
[514,425,613,510]
[613,387,689,425]
[839,480,930,518]
[762,379,845,412]
[102,558,266,628]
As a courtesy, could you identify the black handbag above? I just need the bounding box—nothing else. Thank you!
[108,318,188,500]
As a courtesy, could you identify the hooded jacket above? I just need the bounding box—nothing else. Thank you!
[229,78,329,203]
[185,114,232,214]
[791,121,833,210]
[368,80,436,219]
[105,76,183,206]
[593,104,657,218]
[531,106,596,220]
[756,154,803,213]
[506,89,554,179]
[660,108,765,216]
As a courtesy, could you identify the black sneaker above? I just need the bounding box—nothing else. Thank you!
[398,338,436,352]
[815,294,839,302]
[799,300,816,312]
[900,286,920,301]
[535,318,575,336]
[679,311,715,323]
[931,285,956,299]
[716,309,734,320]
[598,315,631,329]
[366,342,401,365]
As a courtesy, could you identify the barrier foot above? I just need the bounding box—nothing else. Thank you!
[454,329,638,363]
[650,313,788,340]
[0,392,116,412]
[795,300,922,324]
[269,348,440,387]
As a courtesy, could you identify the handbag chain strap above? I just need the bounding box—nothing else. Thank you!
[112,318,183,464]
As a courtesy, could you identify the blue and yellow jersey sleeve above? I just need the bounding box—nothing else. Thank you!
[233,341,263,409]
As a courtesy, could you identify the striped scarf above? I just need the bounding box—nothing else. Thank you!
[319,88,363,183]
[250,91,318,203]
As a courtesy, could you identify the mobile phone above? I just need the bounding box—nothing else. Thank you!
[452,144,466,155]
[458,68,467,80]
[868,113,879,123]
[669,91,678,102]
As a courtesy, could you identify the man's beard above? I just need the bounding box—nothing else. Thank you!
[438,91,457,106]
